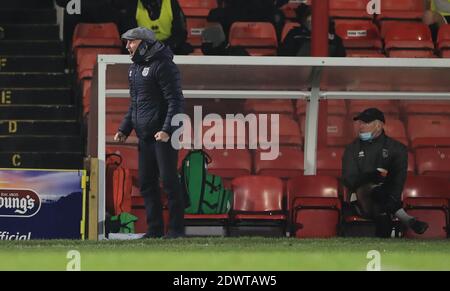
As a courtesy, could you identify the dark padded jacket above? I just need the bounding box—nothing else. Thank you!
[118,41,184,140]
[341,132,408,213]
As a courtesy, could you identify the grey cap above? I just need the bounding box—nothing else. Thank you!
[121,27,156,43]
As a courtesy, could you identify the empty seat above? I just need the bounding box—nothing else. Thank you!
[244,99,294,115]
[297,99,347,115]
[344,50,386,57]
[229,22,278,56]
[407,115,450,149]
[335,20,382,50]
[106,98,130,114]
[416,148,450,178]
[231,176,286,222]
[329,0,372,19]
[179,0,217,17]
[204,149,252,183]
[76,47,121,81]
[438,24,450,58]
[384,22,435,58]
[287,175,341,238]
[378,0,424,21]
[316,147,345,177]
[72,23,122,57]
[349,100,400,116]
[400,100,450,115]
[299,115,351,147]
[402,176,450,239]
[254,147,304,179]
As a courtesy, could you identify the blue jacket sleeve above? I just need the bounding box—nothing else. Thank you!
[156,60,185,134]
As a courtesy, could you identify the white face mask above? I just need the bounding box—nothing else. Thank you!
[359,132,373,141]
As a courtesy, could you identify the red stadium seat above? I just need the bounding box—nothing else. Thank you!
[204,149,252,186]
[82,79,91,115]
[244,99,294,115]
[407,115,450,149]
[179,0,218,17]
[408,152,416,175]
[287,176,341,238]
[254,147,304,179]
[276,115,303,146]
[186,18,208,46]
[400,100,450,115]
[76,48,121,81]
[106,98,130,114]
[229,22,278,56]
[296,99,347,115]
[437,24,450,58]
[415,148,450,178]
[349,100,400,116]
[316,147,345,177]
[344,50,386,57]
[329,0,372,19]
[378,0,425,21]
[402,176,450,239]
[72,23,122,57]
[231,176,286,221]
[335,20,382,50]
[299,115,352,147]
[384,22,435,58]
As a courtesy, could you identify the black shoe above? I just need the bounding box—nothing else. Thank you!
[375,213,393,238]
[409,218,429,235]
[142,233,163,239]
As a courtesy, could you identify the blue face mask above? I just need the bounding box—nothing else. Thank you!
[359,132,373,141]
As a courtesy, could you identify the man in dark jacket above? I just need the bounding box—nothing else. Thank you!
[114,27,185,238]
[342,108,428,237]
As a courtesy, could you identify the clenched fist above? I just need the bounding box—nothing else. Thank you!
[114,131,127,143]
[154,131,170,142]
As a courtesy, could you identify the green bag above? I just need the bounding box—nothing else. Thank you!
[181,150,232,214]
[109,212,138,234]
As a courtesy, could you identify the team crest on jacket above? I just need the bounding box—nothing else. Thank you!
[142,67,150,77]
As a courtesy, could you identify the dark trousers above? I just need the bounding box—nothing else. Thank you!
[138,138,184,236]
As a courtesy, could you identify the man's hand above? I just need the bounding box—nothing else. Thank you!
[114,131,128,143]
[154,131,170,142]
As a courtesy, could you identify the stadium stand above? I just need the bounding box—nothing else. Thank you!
[0,0,83,169]
[253,147,304,179]
[329,0,372,20]
[415,148,450,178]
[438,24,450,58]
[377,0,425,22]
[407,115,450,149]
[334,19,383,57]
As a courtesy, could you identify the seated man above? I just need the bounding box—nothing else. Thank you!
[278,3,346,57]
[341,108,428,237]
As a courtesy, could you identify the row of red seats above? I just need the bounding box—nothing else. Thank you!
[108,169,450,239]
[105,109,450,150]
[106,144,450,190]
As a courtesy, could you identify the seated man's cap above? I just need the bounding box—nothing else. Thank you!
[353,107,385,123]
[121,27,156,43]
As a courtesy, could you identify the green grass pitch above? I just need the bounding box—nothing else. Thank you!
[1,237,450,271]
